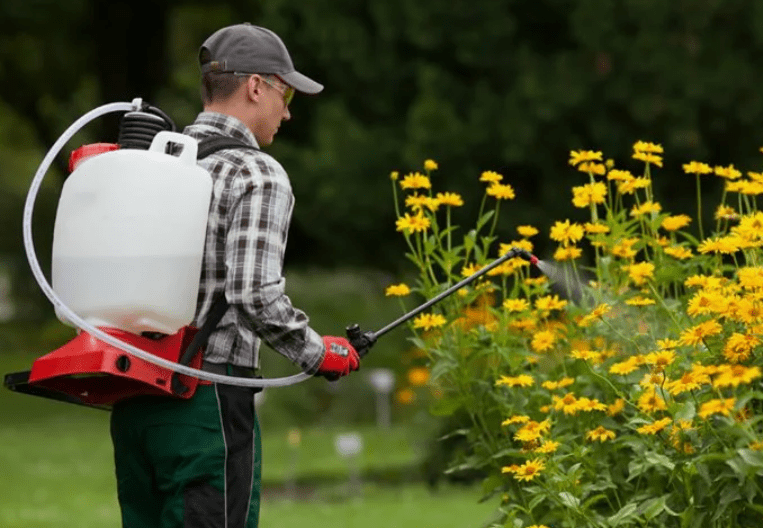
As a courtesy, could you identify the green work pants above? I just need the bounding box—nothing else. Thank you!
[110,383,261,528]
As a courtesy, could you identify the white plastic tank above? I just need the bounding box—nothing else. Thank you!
[51,131,212,335]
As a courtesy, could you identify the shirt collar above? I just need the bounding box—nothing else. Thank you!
[190,112,260,149]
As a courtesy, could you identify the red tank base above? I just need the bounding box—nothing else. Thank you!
[3,327,203,410]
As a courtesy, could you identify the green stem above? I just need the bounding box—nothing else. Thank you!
[696,174,705,241]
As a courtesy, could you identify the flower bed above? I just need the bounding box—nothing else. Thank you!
[386,145,763,527]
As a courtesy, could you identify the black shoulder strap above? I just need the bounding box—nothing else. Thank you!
[197,135,259,159]
[171,134,259,392]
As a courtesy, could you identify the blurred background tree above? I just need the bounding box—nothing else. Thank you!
[3,1,763,289]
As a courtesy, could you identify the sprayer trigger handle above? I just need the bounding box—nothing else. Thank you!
[346,324,377,358]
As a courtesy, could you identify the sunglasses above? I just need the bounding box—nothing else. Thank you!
[233,72,294,106]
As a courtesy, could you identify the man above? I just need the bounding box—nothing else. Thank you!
[110,23,360,528]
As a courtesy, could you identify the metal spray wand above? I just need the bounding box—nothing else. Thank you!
[346,247,538,356]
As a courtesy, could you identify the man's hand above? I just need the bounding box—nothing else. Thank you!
[315,336,360,380]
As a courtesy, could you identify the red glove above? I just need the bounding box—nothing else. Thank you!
[316,336,360,380]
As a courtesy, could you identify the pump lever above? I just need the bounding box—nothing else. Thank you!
[345,246,536,358]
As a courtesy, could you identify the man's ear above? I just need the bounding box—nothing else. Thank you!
[245,74,264,103]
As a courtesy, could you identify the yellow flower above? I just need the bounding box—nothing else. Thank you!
[738,266,763,289]
[577,162,607,175]
[424,159,438,171]
[407,367,430,386]
[385,283,411,296]
[607,169,633,181]
[698,398,736,419]
[630,201,662,218]
[586,426,617,442]
[609,356,642,376]
[644,350,676,370]
[396,212,431,234]
[513,458,546,482]
[412,313,446,331]
[637,417,672,435]
[569,150,603,166]
[664,246,693,260]
[390,171,399,181]
[697,236,741,255]
[667,367,710,395]
[625,296,656,306]
[571,349,603,362]
[713,364,762,388]
[542,377,575,390]
[396,388,415,404]
[503,298,530,312]
[531,330,557,352]
[487,183,516,200]
[572,182,607,208]
[611,237,639,259]
[535,294,568,312]
[406,194,439,212]
[633,151,663,167]
[661,214,692,231]
[679,319,723,346]
[714,164,742,180]
[480,170,503,183]
[607,399,626,416]
[399,172,431,190]
[435,192,463,207]
[637,387,667,413]
[617,177,651,195]
[553,245,582,261]
[683,161,713,175]
[550,219,585,246]
[460,262,483,277]
[657,338,680,350]
[633,140,664,154]
[495,374,534,388]
[534,440,560,454]
[622,261,655,286]
[517,225,539,237]
[514,420,551,442]
[501,415,530,426]
[686,290,723,317]
[715,205,739,221]
[584,222,610,234]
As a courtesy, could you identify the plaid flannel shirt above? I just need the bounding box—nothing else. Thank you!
[183,112,324,373]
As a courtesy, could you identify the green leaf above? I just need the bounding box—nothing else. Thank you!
[437,428,469,441]
[428,395,464,416]
[464,229,477,254]
[674,401,696,422]
[640,495,668,521]
[528,493,546,512]
[738,448,763,469]
[607,502,639,526]
[645,451,675,471]
[558,491,580,509]
[476,210,495,232]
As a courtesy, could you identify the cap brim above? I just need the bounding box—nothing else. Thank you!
[280,71,323,94]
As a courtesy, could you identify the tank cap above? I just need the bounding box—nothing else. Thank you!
[69,143,120,172]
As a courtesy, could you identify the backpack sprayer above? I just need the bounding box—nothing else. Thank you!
[3,99,538,410]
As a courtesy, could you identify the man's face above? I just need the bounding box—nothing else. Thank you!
[251,75,292,146]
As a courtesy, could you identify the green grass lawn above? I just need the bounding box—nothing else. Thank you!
[1,349,495,528]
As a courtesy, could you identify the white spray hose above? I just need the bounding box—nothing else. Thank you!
[22,100,311,388]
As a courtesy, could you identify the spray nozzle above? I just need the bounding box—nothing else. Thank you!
[505,246,539,266]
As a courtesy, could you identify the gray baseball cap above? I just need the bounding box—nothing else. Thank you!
[199,23,323,95]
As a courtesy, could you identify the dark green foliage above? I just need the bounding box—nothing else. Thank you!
[2,0,763,310]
